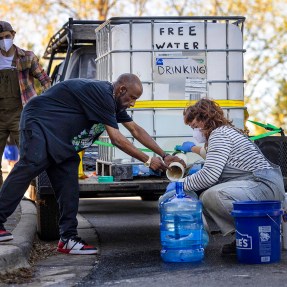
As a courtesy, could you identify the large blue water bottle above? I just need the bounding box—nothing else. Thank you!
[159,181,208,262]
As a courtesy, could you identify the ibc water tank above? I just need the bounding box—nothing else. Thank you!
[95,17,246,162]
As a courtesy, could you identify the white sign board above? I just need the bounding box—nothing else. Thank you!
[153,23,207,100]
[154,52,207,100]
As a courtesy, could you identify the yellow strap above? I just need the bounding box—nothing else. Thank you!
[133,100,244,109]
[78,151,88,179]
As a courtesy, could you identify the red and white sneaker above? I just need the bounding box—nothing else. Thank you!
[0,229,13,242]
[57,236,98,255]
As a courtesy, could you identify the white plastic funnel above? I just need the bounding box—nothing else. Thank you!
[166,152,203,181]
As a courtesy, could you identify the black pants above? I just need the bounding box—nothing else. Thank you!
[0,124,80,239]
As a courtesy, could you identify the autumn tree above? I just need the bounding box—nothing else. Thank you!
[271,79,287,131]
[1,0,286,129]
[0,0,119,51]
[130,0,148,16]
[162,0,287,130]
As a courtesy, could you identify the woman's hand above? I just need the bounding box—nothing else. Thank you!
[174,141,196,153]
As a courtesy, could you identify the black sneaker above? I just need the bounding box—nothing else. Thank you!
[0,229,13,242]
[221,240,236,256]
[57,236,98,255]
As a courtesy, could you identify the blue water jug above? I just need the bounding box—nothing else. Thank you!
[159,181,208,262]
[158,182,198,206]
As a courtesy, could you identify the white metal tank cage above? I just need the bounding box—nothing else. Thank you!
[94,16,246,168]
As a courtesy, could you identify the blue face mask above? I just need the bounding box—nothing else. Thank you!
[193,128,206,143]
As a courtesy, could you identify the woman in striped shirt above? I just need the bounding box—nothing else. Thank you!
[175,98,285,255]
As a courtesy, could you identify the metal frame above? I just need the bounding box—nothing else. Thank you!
[94,16,246,163]
[43,18,103,76]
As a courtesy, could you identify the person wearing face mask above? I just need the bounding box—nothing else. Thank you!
[0,20,51,187]
[174,128,207,159]
[174,98,285,256]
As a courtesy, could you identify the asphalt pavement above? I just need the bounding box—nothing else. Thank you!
[77,198,287,287]
[1,196,287,286]
[1,186,287,286]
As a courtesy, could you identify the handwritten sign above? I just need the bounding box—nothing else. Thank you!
[154,23,205,51]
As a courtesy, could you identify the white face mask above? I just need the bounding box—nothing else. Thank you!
[0,39,13,52]
[193,128,207,143]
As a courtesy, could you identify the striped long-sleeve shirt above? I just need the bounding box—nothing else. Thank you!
[184,126,272,192]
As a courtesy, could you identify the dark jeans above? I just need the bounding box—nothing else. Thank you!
[0,124,80,239]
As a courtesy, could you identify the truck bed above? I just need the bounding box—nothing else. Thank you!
[78,174,169,197]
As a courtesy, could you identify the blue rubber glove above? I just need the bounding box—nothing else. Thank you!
[175,141,196,153]
[188,164,202,175]
[166,182,176,192]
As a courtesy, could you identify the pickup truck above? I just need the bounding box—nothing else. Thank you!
[35,16,286,241]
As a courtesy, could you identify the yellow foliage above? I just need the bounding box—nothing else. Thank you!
[1,0,286,131]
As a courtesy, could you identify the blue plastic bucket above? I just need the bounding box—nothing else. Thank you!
[231,201,282,264]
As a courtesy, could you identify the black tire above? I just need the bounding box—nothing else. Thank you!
[36,193,60,241]
[141,194,160,201]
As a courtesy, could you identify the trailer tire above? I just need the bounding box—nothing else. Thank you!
[36,194,60,241]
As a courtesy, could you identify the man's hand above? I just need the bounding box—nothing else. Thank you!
[163,154,186,168]
[174,141,196,153]
[150,157,169,172]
